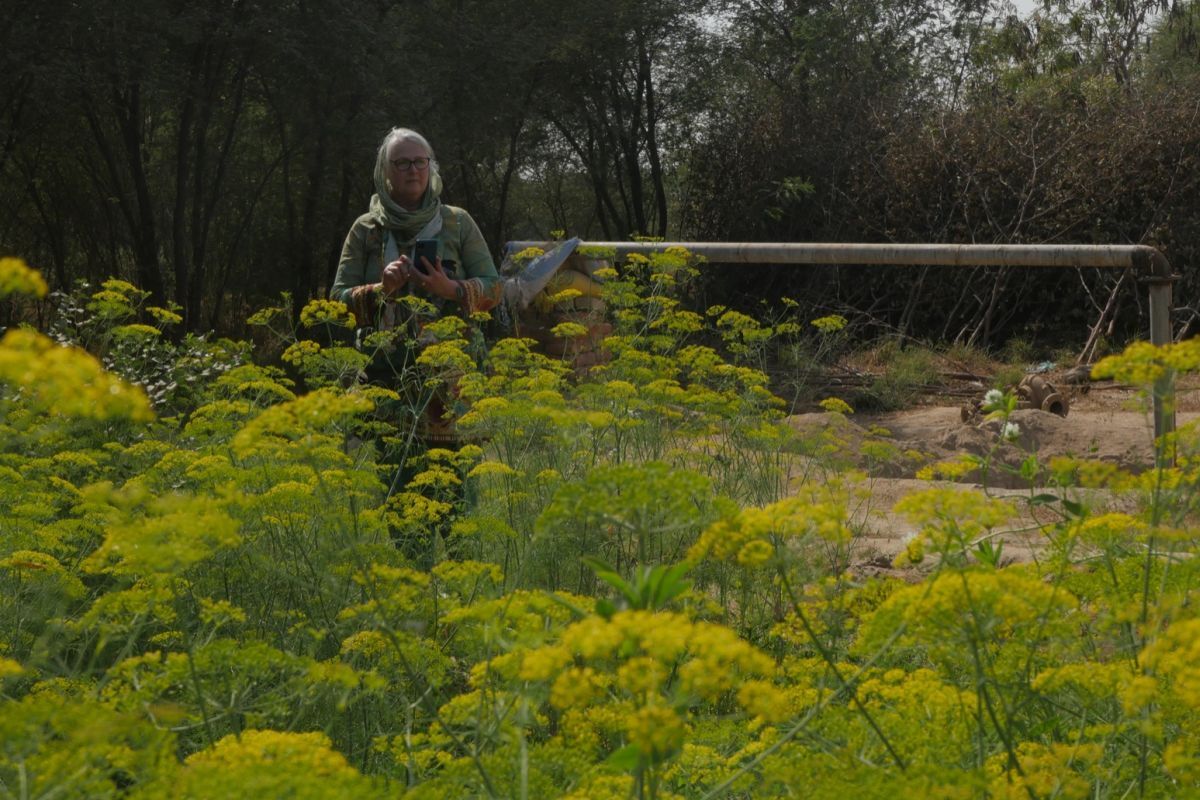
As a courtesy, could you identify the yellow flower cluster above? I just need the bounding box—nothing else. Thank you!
[851,668,975,760]
[341,563,430,624]
[100,278,142,295]
[0,329,154,422]
[716,310,772,347]
[543,288,583,307]
[246,305,286,326]
[689,484,851,565]
[405,463,461,492]
[0,694,175,799]
[280,339,321,365]
[915,455,979,481]
[626,703,687,760]
[893,487,1015,555]
[386,491,453,531]
[198,597,248,628]
[299,298,356,329]
[0,656,24,680]
[1091,337,1200,385]
[445,590,582,661]
[88,280,148,320]
[550,665,609,710]
[305,659,386,693]
[736,679,794,724]
[465,608,780,779]
[1137,618,1200,712]
[819,397,854,415]
[430,560,503,597]
[232,387,373,457]
[423,315,468,341]
[82,489,241,577]
[147,305,183,325]
[858,568,1078,678]
[1048,456,1133,490]
[513,246,545,262]
[1165,736,1200,787]
[514,610,775,700]
[180,729,368,779]
[1075,512,1147,548]
[113,323,162,340]
[416,339,474,379]
[467,460,519,479]
[985,741,1102,800]
[736,538,774,567]
[551,321,590,340]
[2,549,86,601]
[1032,661,1134,700]
[0,257,49,298]
[649,308,704,335]
[810,314,848,333]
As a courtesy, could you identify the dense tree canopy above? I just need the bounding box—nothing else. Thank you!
[2,0,1198,348]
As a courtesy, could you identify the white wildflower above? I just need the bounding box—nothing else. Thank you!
[1001,421,1020,441]
[983,389,1004,409]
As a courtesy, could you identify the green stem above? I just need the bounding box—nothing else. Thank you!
[776,570,907,771]
[698,622,909,800]
[184,644,217,748]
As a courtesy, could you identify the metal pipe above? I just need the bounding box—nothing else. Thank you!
[509,240,1177,443]
[508,240,1167,269]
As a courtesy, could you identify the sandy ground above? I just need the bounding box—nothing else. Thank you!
[782,377,1200,567]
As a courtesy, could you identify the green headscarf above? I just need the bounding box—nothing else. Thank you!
[367,141,445,241]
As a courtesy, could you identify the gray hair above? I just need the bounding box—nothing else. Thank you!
[378,127,438,173]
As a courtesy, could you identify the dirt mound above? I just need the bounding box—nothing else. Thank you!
[786,402,1181,482]
[783,383,1196,565]
[913,406,1161,478]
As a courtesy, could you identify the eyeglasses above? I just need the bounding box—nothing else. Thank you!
[389,157,431,171]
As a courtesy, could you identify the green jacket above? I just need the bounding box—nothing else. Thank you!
[331,205,501,323]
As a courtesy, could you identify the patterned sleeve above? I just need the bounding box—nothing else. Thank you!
[331,220,383,326]
[345,284,383,329]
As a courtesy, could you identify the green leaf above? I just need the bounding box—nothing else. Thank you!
[648,561,692,607]
[583,557,636,604]
[974,539,1004,568]
[1062,499,1086,518]
[1019,455,1039,480]
[605,744,643,771]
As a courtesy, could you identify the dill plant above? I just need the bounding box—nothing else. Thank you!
[4,253,1200,798]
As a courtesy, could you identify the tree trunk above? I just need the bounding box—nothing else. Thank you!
[639,34,668,238]
[84,84,165,302]
[173,56,199,318]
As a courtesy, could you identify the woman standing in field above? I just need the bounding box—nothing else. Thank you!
[331,127,501,442]
[331,127,501,334]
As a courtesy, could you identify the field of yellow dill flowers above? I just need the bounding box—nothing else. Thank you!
[2,252,1200,798]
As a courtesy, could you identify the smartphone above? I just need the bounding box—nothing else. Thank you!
[412,239,439,275]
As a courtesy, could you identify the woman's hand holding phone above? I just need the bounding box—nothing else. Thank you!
[411,239,439,275]
[413,255,461,301]
[381,256,410,296]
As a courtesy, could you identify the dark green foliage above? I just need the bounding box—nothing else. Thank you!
[4,0,1199,353]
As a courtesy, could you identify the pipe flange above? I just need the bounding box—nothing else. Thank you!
[1041,392,1068,417]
